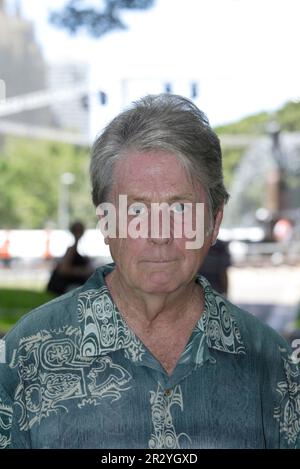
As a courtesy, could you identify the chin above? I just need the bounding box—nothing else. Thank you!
[138,271,181,293]
[140,284,179,294]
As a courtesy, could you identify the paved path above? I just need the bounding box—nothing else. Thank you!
[228,266,300,334]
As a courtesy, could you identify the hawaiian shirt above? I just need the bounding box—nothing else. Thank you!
[0,263,299,449]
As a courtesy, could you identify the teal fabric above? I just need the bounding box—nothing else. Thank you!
[0,263,300,449]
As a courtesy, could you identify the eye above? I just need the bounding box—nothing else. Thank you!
[170,202,188,214]
[128,203,147,216]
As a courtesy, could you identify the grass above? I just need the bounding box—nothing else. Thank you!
[0,288,55,334]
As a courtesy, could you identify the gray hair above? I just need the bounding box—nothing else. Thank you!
[90,94,229,218]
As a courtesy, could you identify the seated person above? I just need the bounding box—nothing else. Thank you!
[47,221,94,295]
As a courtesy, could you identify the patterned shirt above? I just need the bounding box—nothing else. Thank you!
[0,263,300,449]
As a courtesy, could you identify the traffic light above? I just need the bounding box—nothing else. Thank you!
[81,94,89,110]
[191,82,198,99]
[164,83,172,94]
[98,91,107,105]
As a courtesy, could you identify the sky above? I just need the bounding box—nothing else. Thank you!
[6,0,300,127]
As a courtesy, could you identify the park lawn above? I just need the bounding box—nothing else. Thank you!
[0,288,55,334]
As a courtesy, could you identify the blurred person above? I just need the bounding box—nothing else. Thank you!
[47,221,94,295]
[0,94,299,449]
[198,238,231,296]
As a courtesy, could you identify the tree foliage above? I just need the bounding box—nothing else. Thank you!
[215,111,270,136]
[216,100,300,135]
[0,138,95,229]
[276,101,300,132]
[50,0,155,37]
[216,100,300,188]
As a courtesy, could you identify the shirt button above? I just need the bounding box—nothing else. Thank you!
[164,389,172,397]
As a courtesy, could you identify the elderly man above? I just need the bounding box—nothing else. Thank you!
[0,94,299,449]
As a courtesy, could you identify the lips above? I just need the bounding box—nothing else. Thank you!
[143,259,176,263]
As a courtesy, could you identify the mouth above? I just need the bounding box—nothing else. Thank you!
[143,259,177,264]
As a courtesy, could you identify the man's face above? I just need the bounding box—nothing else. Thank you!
[103,150,223,294]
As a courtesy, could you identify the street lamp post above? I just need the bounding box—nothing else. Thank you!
[58,172,75,230]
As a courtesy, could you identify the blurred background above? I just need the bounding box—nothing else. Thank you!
[0,0,300,341]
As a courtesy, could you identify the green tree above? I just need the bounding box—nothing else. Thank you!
[0,137,95,229]
[50,0,155,37]
[276,101,300,132]
[215,111,270,135]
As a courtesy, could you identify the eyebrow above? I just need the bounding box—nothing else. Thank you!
[126,194,197,203]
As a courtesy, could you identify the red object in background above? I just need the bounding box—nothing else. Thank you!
[44,230,52,260]
[0,231,10,260]
[273,218,294,242]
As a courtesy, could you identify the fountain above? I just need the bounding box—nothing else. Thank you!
[223,128,300,235]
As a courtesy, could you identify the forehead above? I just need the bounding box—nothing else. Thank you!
[113,150,203,199]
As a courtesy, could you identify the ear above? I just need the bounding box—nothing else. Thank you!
[96,205,110,245]
[211,205,224,245]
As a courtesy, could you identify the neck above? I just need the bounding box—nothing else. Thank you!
[105,269,203,329]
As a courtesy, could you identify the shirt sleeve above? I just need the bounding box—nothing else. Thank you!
[0,365,13,449]
[0,336,31,449]
[272,344,300,448]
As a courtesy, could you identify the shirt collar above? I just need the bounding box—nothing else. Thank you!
[77,264,246,361]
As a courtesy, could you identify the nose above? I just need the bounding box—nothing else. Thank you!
[148,236,172,245]
[147,207,173,245]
